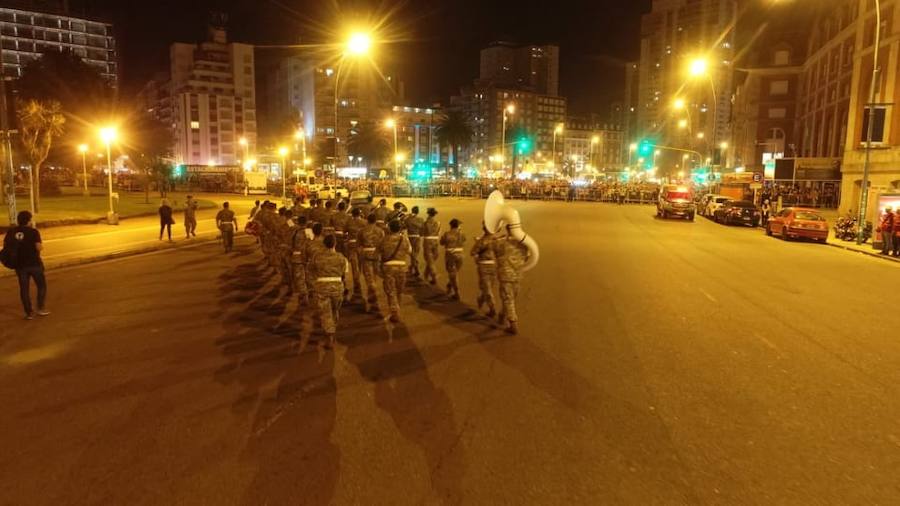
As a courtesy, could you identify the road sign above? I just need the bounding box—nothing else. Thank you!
[752,172,763,183]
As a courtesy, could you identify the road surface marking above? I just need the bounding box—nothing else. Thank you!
[754,333,780,352]
[2,342,70,366]
[698,288,717,303]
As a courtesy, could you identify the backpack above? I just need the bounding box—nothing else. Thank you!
[0,231,21,270]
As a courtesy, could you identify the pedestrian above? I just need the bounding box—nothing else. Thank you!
[470,223,498,317]
[358,213,385,312]
[184,195,199,238]
[344,207,367,299]
[493,225,532,335]
[761,199,771,228]
[158,199,174,242]
[879,207,894,255]
[423,207,441,285]
[311,234,349,349]
[379,219,412,323]
[2,211,49,320]
[249,200,261,220]
[405,206,424,278]
[440,218,466,300]
[215,202,238,253]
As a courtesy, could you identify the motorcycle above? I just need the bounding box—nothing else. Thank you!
[834,215,872,242]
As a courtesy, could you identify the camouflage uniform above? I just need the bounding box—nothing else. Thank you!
[379,231,412,320]
[405,213,424,276]
[358,223,385,310]
[310,248,349,337]
[254,208,279,270]
[344,216,367,297]
[373,205,390,229]
[275,219,295,289]
[422,216,442,284]
[493,235,529,325]
[332,210,351,255]
[304,235,327,298]
[310,203,328,227]
[323,205,336,236]
[289,227,310,304]
[470,233,498,314]
[440,228,467,297]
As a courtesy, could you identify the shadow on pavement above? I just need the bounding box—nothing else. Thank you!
[211,244,340,506]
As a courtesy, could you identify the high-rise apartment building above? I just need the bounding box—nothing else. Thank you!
[0,1,116,82]
[636,0,737,161]
[479,42,560,96]
[166,24,257,167]
[265,53,400,166]
[564,115,625,174]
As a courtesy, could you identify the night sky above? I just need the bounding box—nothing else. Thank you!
[76,0,650,117]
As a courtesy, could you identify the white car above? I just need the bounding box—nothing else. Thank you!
[315,185,349,200]
[705,196,731,218]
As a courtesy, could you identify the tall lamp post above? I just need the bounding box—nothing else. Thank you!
[385,118,399,177]
[99,127,117,225]
[590,135,600,173]
[859,0,882,244]
[501,104,515,174]
[553,123,563,174]
[278,146,289,204]
[78,143,89,196]
[333,32,372,170]
[688,58,719,165]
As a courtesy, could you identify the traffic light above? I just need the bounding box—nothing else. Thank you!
[517,137,533,155]
[637,139,655,157]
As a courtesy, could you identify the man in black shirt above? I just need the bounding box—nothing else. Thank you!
[3,211,49,319]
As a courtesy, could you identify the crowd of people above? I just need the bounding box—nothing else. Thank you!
[242,195,533,348]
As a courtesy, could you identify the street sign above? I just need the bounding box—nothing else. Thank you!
[752,172,763,183]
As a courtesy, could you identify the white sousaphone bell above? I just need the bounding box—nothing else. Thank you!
[484,190,540,272]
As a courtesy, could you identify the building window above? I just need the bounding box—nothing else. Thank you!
[768,108,787,119]
[774,50,790,66]
[861,106,886,143]
[770,80,789,95]
[190,121,200,129]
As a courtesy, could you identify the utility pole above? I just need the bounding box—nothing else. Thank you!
[0,44,16,226]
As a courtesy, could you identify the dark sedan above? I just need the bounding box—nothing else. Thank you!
[713,200,762,227]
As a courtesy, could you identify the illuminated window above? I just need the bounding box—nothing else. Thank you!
[325,68,334,77]
[190,121,200,129]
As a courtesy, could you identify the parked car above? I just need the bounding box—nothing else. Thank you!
[766,207,829,243]
[704,195,731,218]
[713,200,762,227]
[349,190,372,208]
[315,185,349,200]
[656,185,695,221]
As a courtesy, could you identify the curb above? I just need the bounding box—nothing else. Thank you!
[0,202,219,233]
[0,235,230,279]
[826,241,900,264]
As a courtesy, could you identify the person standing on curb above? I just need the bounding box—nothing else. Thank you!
[184,195,199,238]
[215,202,238,253]
[158,199,174,242]
[894,207,900,257]
[2,211,50,320]
[879,207,894,256]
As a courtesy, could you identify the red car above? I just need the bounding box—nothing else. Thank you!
[766,207,829,243]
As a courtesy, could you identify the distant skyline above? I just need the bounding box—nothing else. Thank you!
[69,0,650,118]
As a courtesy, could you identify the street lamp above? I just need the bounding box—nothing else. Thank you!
[688,56,719,166]
[99,127,117,225]
[859,0,883,244]
[553,123,563,173]
[385,118,399,177]
[278,146,289,204]
[689,57,709,77]
[590,135,600,172]
[673,98,686,110]
[502,104,515,173]
[333,31,374,169]
[78,143,89,196]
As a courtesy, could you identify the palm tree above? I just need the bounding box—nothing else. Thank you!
[347,122,390,168]
[436,110,474,178]
[18,99,65,214]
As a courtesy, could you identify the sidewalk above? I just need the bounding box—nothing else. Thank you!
[815,209,900,263]
[1,198,259,277]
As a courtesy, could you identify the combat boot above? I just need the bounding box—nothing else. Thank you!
[389,312,401,323]
[506,321,519,335]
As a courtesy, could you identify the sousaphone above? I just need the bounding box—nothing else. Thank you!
[484,190,540,272]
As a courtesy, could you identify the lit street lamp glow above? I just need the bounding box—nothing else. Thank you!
[347,32,372,56]
[673,98,686,110]
[678,119,688,129]
[689,57,709,77]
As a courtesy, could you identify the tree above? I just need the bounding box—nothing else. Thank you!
[436,110,474,178]
[119,111,173,202]
[18,99,65,213]
[347,122,390,168]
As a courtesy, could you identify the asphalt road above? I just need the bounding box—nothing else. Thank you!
[1,199,899,505]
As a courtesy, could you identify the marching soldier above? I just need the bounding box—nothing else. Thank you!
[387,201,405,224]
[290,216,311,306]
[323,200,336,235]
[358,213,385,312]
[440,218,466,300]
[373,198,390,228]
[332,200,351,255]
[470,223,498,317]
[215,202,238,253]
[275,209,295,290]
[404,206,424,278]
[422,207,441,285]
[304,222,327,299]
[379,219,412,323]
[310,234,349,349]
[309,198,327,227]
[492,227,531,335]
[344,207,367,299]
